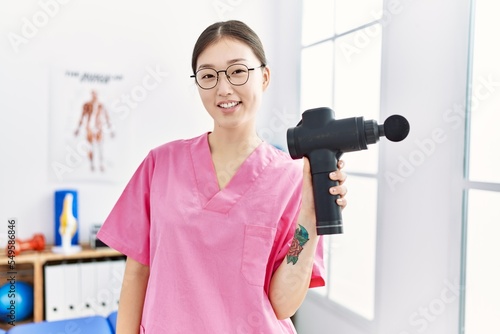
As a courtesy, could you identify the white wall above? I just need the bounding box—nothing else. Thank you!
[1,1,472,333]
[295,0,470,333]
[0,0,299,245]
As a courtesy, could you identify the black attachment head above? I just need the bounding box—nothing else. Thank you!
[380,115,410,142]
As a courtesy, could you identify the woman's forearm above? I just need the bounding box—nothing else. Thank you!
[116,257,150,334]
[268,158,347,319]
[269,221,319,320]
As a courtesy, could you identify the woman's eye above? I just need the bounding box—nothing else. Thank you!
[201,74,215,80]
[231,69,247,76]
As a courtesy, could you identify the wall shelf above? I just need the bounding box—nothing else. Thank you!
[0,244,124,330]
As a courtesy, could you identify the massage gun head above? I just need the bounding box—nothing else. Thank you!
[287,107,410,158]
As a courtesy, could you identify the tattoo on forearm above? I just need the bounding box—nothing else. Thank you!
[286,224,310,265]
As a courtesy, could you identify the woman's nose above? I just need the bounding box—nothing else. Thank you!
[216,74,233,95]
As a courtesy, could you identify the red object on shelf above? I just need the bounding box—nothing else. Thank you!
[6,233,46,256]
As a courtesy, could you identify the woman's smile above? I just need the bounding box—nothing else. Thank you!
[218,100,241,113]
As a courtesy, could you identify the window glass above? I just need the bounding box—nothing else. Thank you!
[468,1,500,183]
[327,176,377,320]
[334,0,383,34]
[300,0,382,322]
[300,41,334,112]
[462,1,500,332]
[333,25,382,174]
[301,0,335,46]
[464,189,500,332]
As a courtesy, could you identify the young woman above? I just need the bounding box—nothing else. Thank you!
[97,20,347,333]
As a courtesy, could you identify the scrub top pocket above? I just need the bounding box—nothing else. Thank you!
[241,224,276,286]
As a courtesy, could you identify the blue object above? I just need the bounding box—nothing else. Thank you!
[107,311,118,332]
[54,189,79,247]
[7,315,113,334]
[0,281,34,323]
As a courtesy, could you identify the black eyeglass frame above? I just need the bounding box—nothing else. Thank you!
[190,64,266,90]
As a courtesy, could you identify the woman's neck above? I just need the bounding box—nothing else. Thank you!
[207,127,263,189]
[208,127,262,158]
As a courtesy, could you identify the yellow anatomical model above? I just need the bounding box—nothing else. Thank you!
[59,193,77,251]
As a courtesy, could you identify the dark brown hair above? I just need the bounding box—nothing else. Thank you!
[191,20,267,73]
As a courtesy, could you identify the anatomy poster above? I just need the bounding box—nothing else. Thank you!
[49,67,131,183]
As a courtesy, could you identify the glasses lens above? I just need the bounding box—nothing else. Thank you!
[196,68,218,89]
[226,64,249,86]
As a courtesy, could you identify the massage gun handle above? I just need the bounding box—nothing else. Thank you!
[309,149,343,235]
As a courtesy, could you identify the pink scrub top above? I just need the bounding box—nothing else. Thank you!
[97,133,325,333]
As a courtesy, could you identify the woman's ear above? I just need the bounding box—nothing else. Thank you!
[262,66,271,91]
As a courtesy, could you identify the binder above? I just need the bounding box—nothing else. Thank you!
[44,257,125,320]
[44,264,65,321]
[79,261,98,316]
[63,262,81,318]
[95,260,112,316]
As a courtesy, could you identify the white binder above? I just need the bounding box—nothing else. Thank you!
[79,261,98,316]
[44,257,125,320]
[44,264,65,321]
[95,260,112,316]
[63,262,81,318]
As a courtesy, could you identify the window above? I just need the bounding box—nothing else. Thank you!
[461,0,500,332]
[300,0,383,320]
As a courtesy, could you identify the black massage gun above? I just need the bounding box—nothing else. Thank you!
[287,107,410,235]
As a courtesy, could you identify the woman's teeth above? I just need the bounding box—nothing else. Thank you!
[219,102,239,109]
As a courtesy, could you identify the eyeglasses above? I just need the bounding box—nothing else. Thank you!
[191,64,265,90]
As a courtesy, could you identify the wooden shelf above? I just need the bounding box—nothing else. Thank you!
[0,244,123,328]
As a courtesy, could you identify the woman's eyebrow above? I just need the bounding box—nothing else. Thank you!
[226,58,247,64]
[197,58,249,70]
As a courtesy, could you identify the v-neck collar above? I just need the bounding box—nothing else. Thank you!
[190,133,275,214]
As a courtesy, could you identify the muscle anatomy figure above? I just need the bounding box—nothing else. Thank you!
[74,90,114,172]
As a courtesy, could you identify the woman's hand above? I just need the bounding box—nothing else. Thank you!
[329,159,348,208]
[300,157,348,226]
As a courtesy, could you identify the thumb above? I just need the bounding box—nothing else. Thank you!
[302,157,312,187]
[303,156,311,175]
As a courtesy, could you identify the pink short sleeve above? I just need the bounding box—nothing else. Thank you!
[97,152,155,266]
